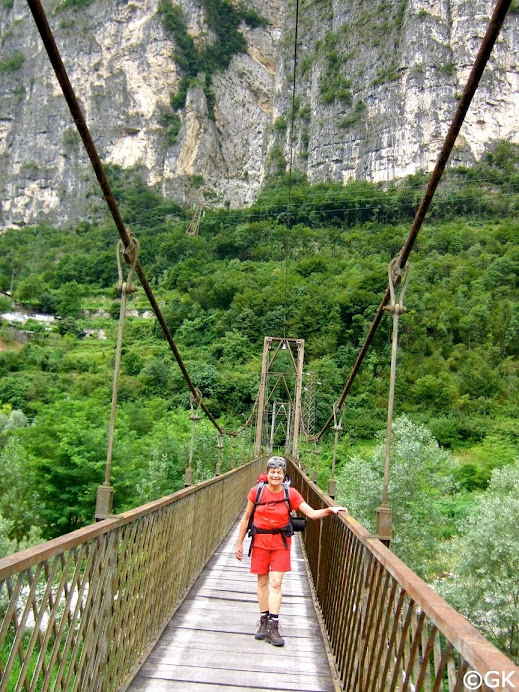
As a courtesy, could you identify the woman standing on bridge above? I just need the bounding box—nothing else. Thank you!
[235,456,347,646]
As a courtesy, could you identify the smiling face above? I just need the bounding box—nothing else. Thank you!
[267,465,285,489]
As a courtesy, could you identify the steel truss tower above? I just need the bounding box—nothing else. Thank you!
[254,336,305,459]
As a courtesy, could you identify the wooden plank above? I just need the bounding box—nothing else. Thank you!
[127,519,337,692]
[137,664,334,691]
[129,680,326,692]
[154,627,320,655]
[174,590,310,606]
[145,643,332,673]
[195,584,309,598]
[168,611,322,636]
[177,597,316,616]
[175,598,315,624]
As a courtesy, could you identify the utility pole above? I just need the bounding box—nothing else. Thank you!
[302,371,316,438]
[186,190,203,237]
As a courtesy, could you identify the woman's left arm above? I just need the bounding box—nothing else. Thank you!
[298,502,348,520]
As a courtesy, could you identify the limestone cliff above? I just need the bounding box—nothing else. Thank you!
[0,0,517,230]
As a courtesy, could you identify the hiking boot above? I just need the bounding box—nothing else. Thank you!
[255,614,269,640]
[265,618,285,646]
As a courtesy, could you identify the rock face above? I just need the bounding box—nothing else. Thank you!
[0,0,518,230]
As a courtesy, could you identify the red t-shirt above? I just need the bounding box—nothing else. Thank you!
[247,484,304,550]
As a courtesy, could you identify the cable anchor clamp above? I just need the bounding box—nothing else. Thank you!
[190,388,203,421]
[384,258,411,315]
[116,234,140,295]
[332,401,344,433]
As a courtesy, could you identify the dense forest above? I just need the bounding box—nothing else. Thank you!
[1,141,518,659]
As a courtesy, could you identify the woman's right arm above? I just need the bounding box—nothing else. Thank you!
[235,499,254,561]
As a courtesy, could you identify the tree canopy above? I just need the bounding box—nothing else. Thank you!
[0,143,518,660]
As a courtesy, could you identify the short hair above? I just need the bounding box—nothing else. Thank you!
[266,456,286,470]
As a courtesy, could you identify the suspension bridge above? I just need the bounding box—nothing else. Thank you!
[2,455,519,691]
[1,0,519,689]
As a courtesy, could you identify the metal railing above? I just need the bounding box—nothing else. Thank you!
[3,455,518,692]
[0,457,264,692]
[288,459,519,692]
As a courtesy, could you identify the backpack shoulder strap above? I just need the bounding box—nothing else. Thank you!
[282,481,291,514]
[247,481,266,534]
[283,481,290,517]
[255,481,266,505]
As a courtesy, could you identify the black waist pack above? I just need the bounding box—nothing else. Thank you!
[290,515,307,532]
[248,522,294,555]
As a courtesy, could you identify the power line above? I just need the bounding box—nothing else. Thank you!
[1,177,517,241]
[2,184,517,254]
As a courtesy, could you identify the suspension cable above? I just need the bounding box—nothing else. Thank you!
[185,389,202,487]
[104,236,140,488]
[26,0,227,432]
[283,0,301,338]
[95,236,140,519]
[315,0,512,441]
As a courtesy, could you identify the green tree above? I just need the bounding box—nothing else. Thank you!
[440,461,519,663]
[15,275,46,304]
[335,417,453,578]
[413,373,459,410]
[56,316,83,336]
[139,357,174,396]
[0,515,17,558]
[21,399,109,537]
[0,438,42,543]
[58,280,83,316]
[210,330,250,363]
[0,295,12,312]
[134,413,216,503]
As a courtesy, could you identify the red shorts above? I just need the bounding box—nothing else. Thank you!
[251,546,291,574]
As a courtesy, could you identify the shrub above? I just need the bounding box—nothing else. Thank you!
[0,296,12,313]
[57,0,95,10]
[158,0,267,119]
[339,101,366,129]
[0,52,24,73]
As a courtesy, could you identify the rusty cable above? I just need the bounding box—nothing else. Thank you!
[185,390,202,487]
[315,0,512,442]
[26,0,225,434]
[103,238,140,488]
[283,0,301,339]
[381,259,411,508]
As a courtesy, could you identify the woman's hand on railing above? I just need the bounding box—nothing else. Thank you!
[327,506,348,515]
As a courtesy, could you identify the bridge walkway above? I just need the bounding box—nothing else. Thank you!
[127,517,338,692]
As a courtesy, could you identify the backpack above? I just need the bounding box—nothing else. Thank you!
[247,480,305,556]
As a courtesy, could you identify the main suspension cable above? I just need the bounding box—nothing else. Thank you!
[315,0,513,441]
[26,0,226,433]
[283,0,301,338]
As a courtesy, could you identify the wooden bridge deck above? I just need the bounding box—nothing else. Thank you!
[127,517,339,692]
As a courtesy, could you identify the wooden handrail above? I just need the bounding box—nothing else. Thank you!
[288,458,519,691]
[0,457,264,692]
[0,463,257,580]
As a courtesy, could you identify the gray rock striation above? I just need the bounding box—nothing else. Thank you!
[0,0,517,230]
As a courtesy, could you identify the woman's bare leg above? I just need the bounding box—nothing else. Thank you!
[257,573,269,612]
[268,571,284,615]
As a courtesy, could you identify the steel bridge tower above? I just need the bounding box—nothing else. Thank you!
[254,336,305,459]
